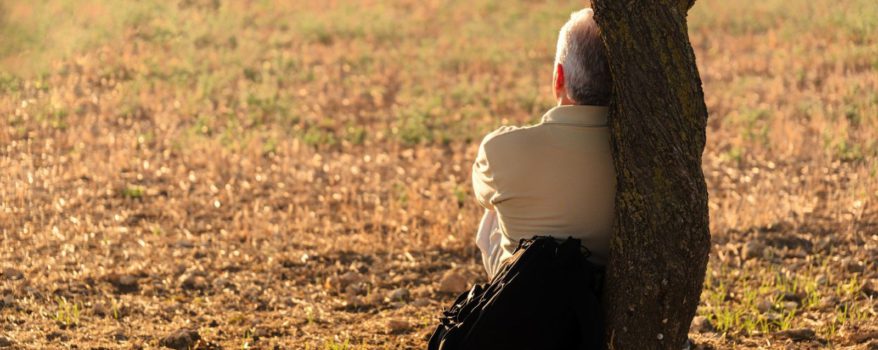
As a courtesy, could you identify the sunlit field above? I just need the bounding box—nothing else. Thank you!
[1,0,876,348]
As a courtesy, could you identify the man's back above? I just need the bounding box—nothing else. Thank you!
[473,105,616,266]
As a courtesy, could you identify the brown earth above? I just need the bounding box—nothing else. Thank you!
[1,0,877,348]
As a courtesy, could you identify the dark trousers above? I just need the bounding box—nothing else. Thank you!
[429,236,606,350]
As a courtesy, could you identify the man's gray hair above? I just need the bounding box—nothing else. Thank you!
[555,8,612,106]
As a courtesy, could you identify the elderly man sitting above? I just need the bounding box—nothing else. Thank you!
[473,8,615,278]
[431,9,696,349]
[428,9,615,348]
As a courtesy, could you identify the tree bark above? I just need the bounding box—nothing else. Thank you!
[590,1,710,349]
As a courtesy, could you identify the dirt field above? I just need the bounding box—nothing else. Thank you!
[1,0,876,348]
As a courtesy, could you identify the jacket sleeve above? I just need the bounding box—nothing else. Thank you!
[472,138,498,210]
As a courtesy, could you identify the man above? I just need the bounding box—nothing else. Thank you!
[438,10,691,349]
[473,8,615,278]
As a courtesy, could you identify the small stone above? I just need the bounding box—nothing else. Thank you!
[108,274,139,293]
[780,292,803,303]
[756,299,773,313]
[765,312,782,322]
[819,296,839,309]
[412,298,430,307]
[0,336,12,348]
[844,259,865,273]
[159,328,200,350]
[775,328,815,341]
[338,272,364,289]
[387,319,410,333]
[46,331,68,341]
[119,275,137,286]
[92,302,109,317]
[437,270,468,293]
[388,288,411,302]
[180,275,208,291]
[253,326,271,339]
[741,241,765,260]
[112,331,128,341]
[689,316,715,333]
[212,278,234,291]
[1,268,23,281]
[782,301,798,311]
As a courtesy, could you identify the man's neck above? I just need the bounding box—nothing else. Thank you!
[556,93,577,106]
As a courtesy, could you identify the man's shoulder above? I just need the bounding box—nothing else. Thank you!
[479,123,544,151]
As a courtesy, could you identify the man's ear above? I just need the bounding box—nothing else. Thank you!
[554,63,565,100]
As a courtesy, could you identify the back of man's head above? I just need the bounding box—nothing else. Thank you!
[555,9,612,106]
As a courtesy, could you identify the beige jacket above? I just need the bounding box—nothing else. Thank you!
[473,105,617,270]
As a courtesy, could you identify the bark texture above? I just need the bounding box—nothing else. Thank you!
[590,1,710,349]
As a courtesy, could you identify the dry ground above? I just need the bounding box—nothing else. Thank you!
[1,0,877,349]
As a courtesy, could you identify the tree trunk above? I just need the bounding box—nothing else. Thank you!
[589,1,711,349]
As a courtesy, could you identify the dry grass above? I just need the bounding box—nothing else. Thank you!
[1,0,876,348]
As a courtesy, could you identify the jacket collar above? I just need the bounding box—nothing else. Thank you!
[541,105,609,127]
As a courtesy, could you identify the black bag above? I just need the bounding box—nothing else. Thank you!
[428,236,606,350]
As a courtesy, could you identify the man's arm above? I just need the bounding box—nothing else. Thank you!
[472,139,498,211]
